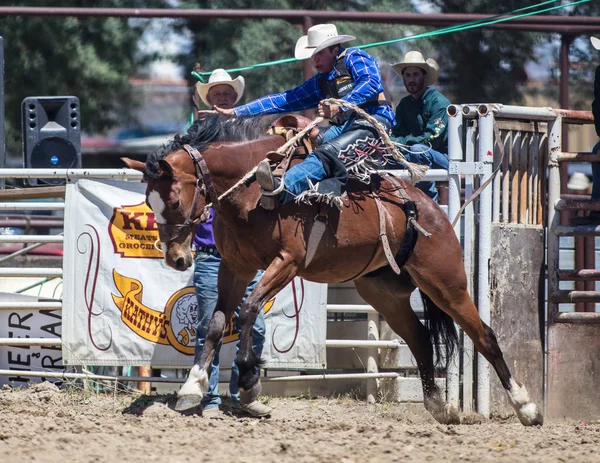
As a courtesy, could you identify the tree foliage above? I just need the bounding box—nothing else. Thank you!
[544,1,600,110]
[1,0,167,156]
[176,0,417,105]
[430,0,543,104]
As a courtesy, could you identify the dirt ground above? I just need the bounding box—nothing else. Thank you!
[1,382,599,463]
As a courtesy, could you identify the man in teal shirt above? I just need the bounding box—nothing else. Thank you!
[390,51,451,201]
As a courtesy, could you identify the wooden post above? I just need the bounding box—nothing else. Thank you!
[138,365,152,394]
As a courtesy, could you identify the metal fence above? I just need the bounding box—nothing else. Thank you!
[0,168,445,402]
[1,104,594,413]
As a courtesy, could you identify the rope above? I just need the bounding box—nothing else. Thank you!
[191,0,590,79]
[213,116,325,205]
[198,100,424,219]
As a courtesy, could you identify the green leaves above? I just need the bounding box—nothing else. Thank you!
[177,0,415,106]
[1,0,167,155]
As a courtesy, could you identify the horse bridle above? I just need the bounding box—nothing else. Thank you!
[155,144,220,246]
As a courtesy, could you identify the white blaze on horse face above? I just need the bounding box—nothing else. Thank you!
[147,191,167,224]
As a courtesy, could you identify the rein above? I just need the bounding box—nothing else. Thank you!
[183,143,221,216]
[154,144,221,248]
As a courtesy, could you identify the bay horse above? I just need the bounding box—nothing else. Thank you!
[123,115,543,426]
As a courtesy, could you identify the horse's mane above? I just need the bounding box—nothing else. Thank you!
[145,115,269,179]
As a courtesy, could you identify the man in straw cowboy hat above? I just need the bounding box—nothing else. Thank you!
[194,68,245,113]
[389,51,451,202]
[192,68,270,418]
[209,23,395,210]
[572,36,600,225]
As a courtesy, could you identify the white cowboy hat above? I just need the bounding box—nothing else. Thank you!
[196,68,245,107]
[390,51,440,86]
[294,24,355,61]
[567,172,592,192]
[591,36,600,51]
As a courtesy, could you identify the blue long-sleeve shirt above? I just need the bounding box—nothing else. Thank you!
[234,47,395,126]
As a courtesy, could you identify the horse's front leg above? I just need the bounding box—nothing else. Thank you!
[175,262,253,411]
[236,251,299,408]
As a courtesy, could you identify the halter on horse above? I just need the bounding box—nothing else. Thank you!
[123,114,543,426]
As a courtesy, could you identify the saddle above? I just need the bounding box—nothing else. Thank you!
[266,114,315,162]
[261,114,430,273]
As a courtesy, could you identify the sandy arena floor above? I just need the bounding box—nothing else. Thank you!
[1,382,599,463]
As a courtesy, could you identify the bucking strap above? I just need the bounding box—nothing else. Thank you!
[305,202,329,267]
[372,183,401,275]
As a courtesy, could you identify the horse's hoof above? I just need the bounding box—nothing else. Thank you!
[517,403,544,426]
[430,404,460,425]
[438,404,460,425]
[175,395,202,412]
[241,400,272,418]
[240,380,262,405]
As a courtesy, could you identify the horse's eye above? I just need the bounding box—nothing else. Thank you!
[170,201,180,211]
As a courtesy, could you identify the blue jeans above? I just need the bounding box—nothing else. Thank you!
[282,115,389,200]
[591,140,600,200]
[400,144,449,202]
[193,250,265,409]
[282,121,350,199]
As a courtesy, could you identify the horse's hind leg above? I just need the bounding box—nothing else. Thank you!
[176,261,254,411]
[354,270,459,425]
[405,234,543,426]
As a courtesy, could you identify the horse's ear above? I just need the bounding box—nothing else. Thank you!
[122,157,149,182]
[158,159,174,178]
[122,157,145,172]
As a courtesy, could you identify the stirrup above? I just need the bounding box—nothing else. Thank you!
[256,160,284,210]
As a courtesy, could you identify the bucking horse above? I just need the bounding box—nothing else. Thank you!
[123,111,543,426]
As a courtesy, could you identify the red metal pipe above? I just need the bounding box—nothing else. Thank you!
[584,236,596,312]
[0,8,598,32]
[302,16,313,83]
[560,36,571,227]
[555,109,596,124]
[559,269,600,281]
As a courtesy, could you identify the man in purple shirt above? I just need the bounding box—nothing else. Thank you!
[193,69,270,418]
[211,24,395,210]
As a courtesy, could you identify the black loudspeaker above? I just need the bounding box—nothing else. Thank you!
[22,96,81,186]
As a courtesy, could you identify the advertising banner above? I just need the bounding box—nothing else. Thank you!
[62,179,327,370]
[0,292,70,386]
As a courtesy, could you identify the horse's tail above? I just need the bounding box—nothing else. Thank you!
[420,292,458,369]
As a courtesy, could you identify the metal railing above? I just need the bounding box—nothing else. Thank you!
[3,108,592,410]
[0,173,411,400]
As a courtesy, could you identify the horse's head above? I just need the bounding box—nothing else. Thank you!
[123,115,283,270]
[123,149,208,271]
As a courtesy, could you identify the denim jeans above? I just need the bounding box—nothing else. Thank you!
[591,140,600,200]
[282,115,388,200]
[193,250,265,409]
[400,144,449,202]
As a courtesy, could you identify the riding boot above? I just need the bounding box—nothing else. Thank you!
[256,159,282,210]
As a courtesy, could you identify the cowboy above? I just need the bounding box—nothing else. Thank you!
[390,51,451,202]
[192,68,271,418]
[209,23,396,210]
[572,36,600,225]
[195,68,245,113]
